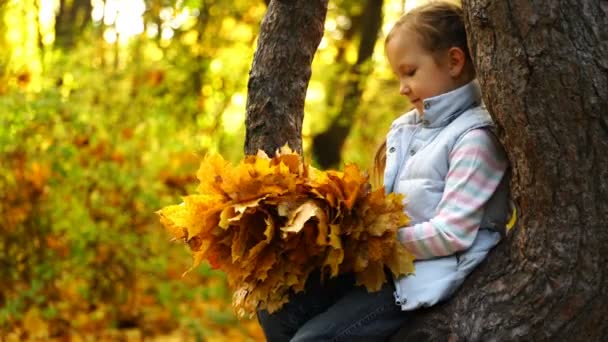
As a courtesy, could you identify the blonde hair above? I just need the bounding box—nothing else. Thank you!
[371,1,473,188]
[386,1,473,69]
[370,140,386,190]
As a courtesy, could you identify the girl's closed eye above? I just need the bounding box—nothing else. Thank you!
[400,67,416,77]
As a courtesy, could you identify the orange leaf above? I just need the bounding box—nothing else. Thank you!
[356,260,386,292]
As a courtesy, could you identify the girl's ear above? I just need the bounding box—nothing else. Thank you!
[447,47,466,78]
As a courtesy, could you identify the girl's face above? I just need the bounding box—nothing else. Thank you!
[386,29,462,115]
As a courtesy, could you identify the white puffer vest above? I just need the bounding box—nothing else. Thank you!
[385,81,510,310]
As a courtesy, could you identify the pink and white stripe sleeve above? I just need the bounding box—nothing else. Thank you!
[398,129,508,259]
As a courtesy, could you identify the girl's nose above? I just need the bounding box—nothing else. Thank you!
[400,83,410,96]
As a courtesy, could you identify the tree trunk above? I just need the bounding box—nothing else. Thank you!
[312,0,383,169]
[0,2,7,77]
[390,0,608,340]
[192,1,210,98]
[54,0,92,50]
[244,0,328,156]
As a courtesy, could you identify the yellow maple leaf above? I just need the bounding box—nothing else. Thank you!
[328,224,341,249]
[157,203,188,241]
[356,260,386,292]
[196,154,231,197]
[386,243,415,276]
[323,247,344,277]
[280,201,323,235]
[341,163,369,210]
[219,197,266,229]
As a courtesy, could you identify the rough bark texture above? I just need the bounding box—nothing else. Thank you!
[244,0,328,156]
[312,0,384,169]
[391,0,608,340]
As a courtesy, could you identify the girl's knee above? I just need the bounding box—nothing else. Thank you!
[257,310,297,342]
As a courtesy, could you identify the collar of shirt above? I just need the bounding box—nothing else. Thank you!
[416,80,482,128]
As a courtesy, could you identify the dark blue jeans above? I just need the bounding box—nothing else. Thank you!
[257,271,409,342]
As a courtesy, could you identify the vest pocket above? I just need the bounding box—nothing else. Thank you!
[394,255,459,310]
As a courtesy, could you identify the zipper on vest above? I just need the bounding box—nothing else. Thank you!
[393,289,405,306]
[392,126,420,192]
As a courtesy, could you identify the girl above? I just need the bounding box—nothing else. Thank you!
[258,2,510,341]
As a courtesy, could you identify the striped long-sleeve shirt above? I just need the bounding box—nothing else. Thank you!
[397,128,508,259]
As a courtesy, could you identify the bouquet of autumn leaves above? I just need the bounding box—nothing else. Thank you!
[157,146,414,318]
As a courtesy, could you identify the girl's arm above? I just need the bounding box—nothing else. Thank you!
[398,128,508,259]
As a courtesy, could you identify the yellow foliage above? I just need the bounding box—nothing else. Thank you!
[157,147,414,318]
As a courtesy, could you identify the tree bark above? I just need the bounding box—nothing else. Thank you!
[312,0,383,169]
[0,2,7,77]
[54,0,92,50]
[391,0,608,340]
[244,0,328,156]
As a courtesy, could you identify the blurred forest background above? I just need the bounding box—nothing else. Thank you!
[0,0,422,340]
